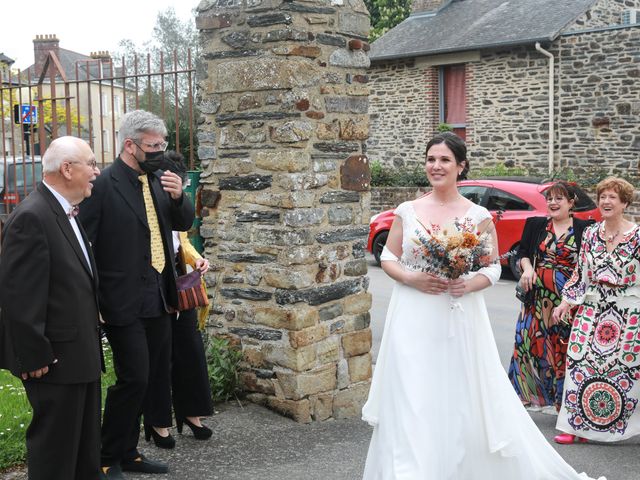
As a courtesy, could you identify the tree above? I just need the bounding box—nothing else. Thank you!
[114,7,199,165]
[365,0,412,41]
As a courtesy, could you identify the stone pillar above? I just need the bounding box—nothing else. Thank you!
[196,0,372,422]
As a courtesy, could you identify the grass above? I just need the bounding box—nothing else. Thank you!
[0,338,117,471]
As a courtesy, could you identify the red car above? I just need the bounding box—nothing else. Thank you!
[367,178,602,277]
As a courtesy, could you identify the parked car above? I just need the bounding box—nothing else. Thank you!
[0,156,43,223]
[367,178,602,278]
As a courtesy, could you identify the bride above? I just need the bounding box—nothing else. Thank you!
[361,132,604,480]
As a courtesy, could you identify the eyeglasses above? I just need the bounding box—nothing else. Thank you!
[66,159,98,169]
[132,140,168,152]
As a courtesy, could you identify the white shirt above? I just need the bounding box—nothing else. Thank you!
[42,181,93,275]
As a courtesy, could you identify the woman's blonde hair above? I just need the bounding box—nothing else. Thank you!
[596,177,635,206]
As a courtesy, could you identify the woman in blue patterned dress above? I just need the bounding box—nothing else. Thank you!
[508,182,593,411]
[553,177,640,444]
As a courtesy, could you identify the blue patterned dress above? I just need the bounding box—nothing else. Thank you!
[557,222,640,441]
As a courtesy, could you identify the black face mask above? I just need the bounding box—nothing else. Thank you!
[138,150,167,174]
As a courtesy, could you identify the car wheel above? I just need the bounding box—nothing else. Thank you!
[509,245,522,280]
[372,231,389,266]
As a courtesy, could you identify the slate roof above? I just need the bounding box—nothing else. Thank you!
[370,0,598,61]
[0,53,15,65]
[25,48,119,82]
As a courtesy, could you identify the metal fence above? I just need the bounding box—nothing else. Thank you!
[0,49,197,220]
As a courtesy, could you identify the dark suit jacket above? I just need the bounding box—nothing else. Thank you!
[516,216,594,265]
[0,183,102,383]
[78,157,194,325]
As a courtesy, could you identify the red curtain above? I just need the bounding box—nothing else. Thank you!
[444,65,466,126]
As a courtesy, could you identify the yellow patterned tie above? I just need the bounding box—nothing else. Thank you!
[139,174,166,273]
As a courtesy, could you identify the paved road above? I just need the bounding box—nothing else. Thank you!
[2,257,638,480]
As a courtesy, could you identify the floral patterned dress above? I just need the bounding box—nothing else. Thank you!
[508,220,578,409]
[557,222,640,441]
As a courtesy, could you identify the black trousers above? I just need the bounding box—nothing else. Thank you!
[23,379,101,480]
[101,315,171,466]
[171,309,213,419]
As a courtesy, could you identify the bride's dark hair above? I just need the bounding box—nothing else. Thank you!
[425,132,469,181]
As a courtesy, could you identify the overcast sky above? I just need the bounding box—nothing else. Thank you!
[1,0,198,70]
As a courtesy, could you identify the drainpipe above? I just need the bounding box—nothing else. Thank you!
[535,42,554,174]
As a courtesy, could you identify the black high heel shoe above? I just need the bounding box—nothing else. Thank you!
[144,424,176,449]
[176,417,213,440]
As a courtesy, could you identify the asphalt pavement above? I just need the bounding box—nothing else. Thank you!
[2,255,639,480]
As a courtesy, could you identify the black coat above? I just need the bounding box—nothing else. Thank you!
[78,157,194,325]
[0,184,102,383]
[516,216,593,266]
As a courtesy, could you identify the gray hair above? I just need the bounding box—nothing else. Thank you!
[42,136,87,173]
[117,110,167,152]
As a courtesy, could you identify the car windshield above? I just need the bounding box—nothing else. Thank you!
[6,160,42,192]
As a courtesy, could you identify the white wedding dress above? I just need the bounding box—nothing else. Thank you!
[362,202,605,480]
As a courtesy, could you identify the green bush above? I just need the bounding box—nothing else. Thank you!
[370,160,429,187]
[470,163,529,178]
[206,336,243,403]
[547,167,639,189]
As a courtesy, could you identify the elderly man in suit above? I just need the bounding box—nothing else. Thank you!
[79,110,194,480]
[0,136,103,480]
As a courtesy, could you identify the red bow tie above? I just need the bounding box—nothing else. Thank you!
[67,205,80,218]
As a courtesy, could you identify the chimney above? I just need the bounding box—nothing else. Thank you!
[33,34,60,77]
[411,0,450,15]
[90,51,112,63]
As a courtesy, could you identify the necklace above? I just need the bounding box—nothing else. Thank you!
[434,194,460,207]
[603,226,620,243]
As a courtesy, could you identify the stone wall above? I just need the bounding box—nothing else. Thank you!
[411,0,449,13]
[370,186,430,213]
[367,58,437,168]
[368,9,640,178]
[568,0,639,31]
[196,0,373,422]
[557,26,640,176]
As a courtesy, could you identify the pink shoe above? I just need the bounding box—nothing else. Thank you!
[554,433,588,444]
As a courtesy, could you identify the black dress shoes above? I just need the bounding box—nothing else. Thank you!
[121,454,169,474]
[99,464,126,480]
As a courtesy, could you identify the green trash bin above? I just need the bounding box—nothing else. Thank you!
[184,170,204,254]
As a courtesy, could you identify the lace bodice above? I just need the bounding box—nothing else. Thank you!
[382,200,501,285]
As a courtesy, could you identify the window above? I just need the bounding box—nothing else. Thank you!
[439,64,466,140]
[102,129,110,152]
[486,188,531,212]
[114,95,121,116]
[101,94,110,115]
[458,185,488,206]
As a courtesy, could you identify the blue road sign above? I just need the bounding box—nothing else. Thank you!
[20,105,37,125]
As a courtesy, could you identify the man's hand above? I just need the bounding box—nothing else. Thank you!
[160,170,183,200]
[21,360,58,380]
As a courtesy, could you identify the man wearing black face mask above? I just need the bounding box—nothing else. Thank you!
[78,110,194,480]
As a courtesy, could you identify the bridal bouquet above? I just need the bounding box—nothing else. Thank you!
[403,217,496,279]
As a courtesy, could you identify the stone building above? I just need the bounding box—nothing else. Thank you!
[196,0,373,422]
[368,0,640,178]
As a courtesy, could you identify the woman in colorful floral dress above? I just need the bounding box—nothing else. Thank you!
[553,177,640,444]
[508,182,593,411]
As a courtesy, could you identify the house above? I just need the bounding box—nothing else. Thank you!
[367,0,640,178]
[4,35,127,163]
[0,53,17,156]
